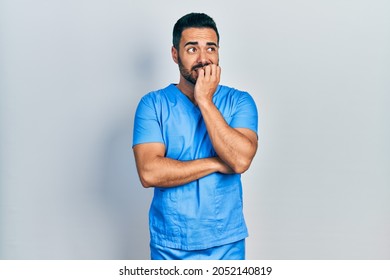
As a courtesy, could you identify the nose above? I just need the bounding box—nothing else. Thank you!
[197,49,208,65]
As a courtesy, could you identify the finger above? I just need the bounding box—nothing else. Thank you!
[210,64,218,80]
[204,65,211,80]
[197,68,205,80]
[210,64,217,76]
[216,65,221,82]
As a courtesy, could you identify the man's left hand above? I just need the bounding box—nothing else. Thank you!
[194,64,221,105]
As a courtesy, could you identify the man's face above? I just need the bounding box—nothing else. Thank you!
[173,27,219,84]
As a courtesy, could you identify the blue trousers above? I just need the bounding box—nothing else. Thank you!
[150,239,245,260]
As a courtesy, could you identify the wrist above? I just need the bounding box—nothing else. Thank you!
[196,97,213,109]
[206,157,223,172]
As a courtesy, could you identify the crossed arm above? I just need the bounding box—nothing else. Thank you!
[133,143,234,188]
[134,127,256,189]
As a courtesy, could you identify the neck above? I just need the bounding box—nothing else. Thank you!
[176,76,196,104]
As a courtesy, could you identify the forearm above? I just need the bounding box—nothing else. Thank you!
[198,100,257,173]
[135,155,226,188]
[193,65,257,173]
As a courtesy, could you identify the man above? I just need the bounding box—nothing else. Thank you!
[132,13,258,260]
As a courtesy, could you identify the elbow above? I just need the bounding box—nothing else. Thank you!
[231,158,252,174]
[232,145,258,174]
[232,165,249,174]
[138,171,155,188]
[140,180,152,188]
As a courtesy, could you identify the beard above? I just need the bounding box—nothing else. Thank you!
[177,55,212,85]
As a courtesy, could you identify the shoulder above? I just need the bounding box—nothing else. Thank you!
[138,84,176,107]
[217,85,252,97]
[215,85,256,104]
[141,84,172,101]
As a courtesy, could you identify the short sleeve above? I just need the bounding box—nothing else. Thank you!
[230,92,258,135]
[132,95,164,147]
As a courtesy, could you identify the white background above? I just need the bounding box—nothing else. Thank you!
[1,0,389,259]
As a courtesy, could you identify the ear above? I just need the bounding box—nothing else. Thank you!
[171,46,178,64]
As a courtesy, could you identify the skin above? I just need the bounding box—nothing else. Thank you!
[133,27,258,188]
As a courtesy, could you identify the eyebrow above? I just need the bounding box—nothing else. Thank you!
[184,41,219,47]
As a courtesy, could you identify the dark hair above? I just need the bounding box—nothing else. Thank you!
[172,13,220,50]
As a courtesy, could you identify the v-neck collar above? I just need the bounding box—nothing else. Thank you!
[170,84,198,109]
[169,83,221,109]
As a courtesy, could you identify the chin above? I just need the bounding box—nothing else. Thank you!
[185,74,197,85]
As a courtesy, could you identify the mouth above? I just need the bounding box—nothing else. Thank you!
[192,63,210,72]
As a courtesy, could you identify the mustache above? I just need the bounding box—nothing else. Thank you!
[191,63,211,71]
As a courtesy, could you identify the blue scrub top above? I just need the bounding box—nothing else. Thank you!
[133,84,258,250]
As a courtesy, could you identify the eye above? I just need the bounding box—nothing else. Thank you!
[207,47,216,52]
[187,47,196,54]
